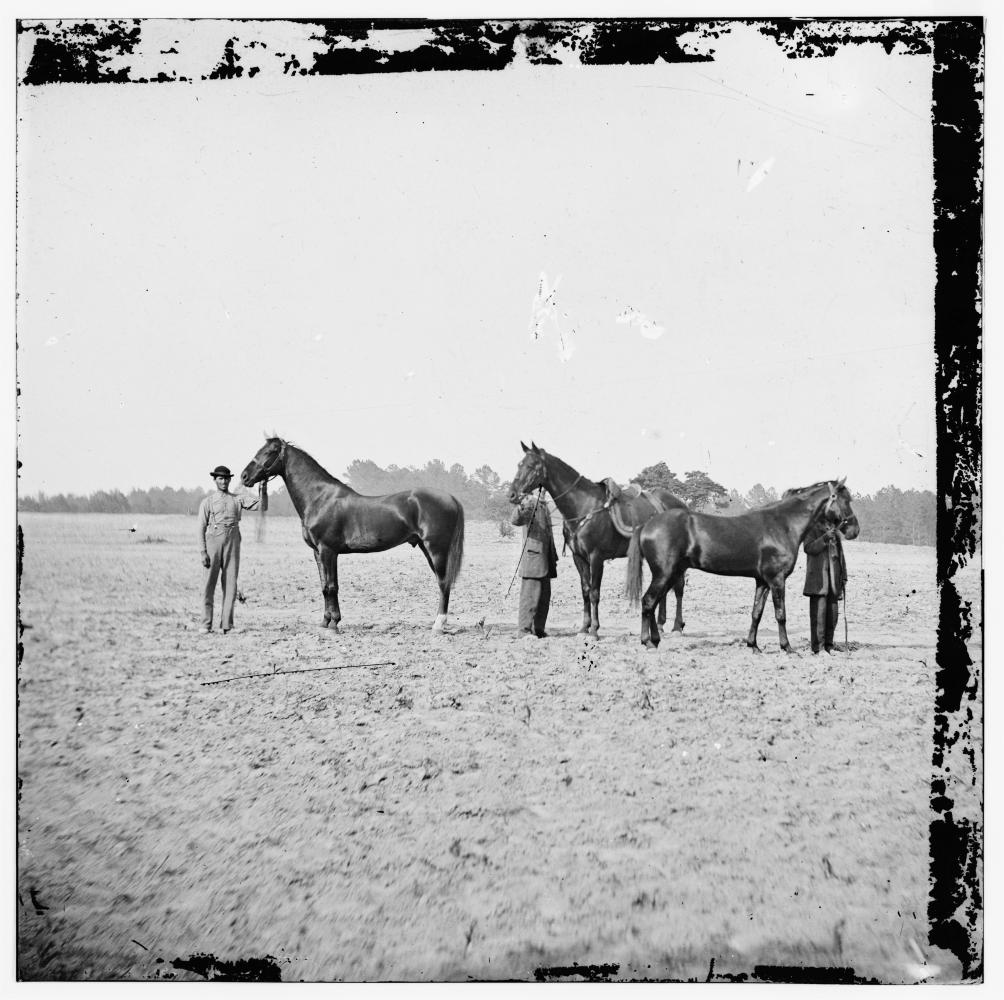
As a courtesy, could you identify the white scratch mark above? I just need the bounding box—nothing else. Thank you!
[616,306,665,340]
[896,403,925,459]
[746,156,776,192]
[530,272,576,362]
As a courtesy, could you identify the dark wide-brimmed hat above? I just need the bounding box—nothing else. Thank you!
[210,465,233,479]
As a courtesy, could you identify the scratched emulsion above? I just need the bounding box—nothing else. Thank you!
[16,16,982,983]
[928,19,984,984]
[17,18,955,84]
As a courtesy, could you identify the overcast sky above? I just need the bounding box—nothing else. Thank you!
[17,20,938,498]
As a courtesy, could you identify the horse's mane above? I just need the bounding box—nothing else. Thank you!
[268,436,356,491]
[781,480,834,499]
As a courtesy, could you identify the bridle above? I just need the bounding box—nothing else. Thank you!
[822,481,853,528]
[515,467,609,533]
[258,439,287,485]
[514,452,584,502]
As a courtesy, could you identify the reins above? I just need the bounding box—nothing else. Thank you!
[547,473,583,503]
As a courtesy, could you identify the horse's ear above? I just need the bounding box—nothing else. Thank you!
[837,475,846,487]
[531,440,539,452]
[521,441,529,453]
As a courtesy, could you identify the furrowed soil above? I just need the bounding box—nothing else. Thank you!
[16,512,981,982]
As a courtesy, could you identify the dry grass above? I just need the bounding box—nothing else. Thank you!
[16,513,980,982]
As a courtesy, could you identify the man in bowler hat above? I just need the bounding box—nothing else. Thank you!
[198,465,258,634]
[511,493,559,638]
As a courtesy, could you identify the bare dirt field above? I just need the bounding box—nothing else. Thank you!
[16,511,981,982]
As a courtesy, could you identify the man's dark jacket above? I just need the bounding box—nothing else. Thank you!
[802,519,847,597]
[511,497,559,579]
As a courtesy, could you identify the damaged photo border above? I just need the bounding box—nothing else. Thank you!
[12,11,984,986]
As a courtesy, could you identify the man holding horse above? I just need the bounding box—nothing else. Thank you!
[198,465,258,634]
[802,517,850,654]
[511,492,559,638]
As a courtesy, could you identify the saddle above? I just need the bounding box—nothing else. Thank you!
[601,478,666,537]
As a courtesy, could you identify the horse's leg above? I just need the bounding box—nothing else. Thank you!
[319,547,341,631]
[641,569,674,648]
[588,554,605,637]
[572,552,592,634]
[418,539,450,633]
[671,572,686,632]
[771,580,791,652]
[746,581,769,650]
[657,595,667,628]
[311,546,331,628]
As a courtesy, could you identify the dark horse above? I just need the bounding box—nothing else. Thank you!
[627,479,859,650]
[241,437,464,632]
[508,442,688,637]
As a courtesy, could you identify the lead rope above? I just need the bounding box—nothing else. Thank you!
[472,487,545,640]
[255,479,268,543]
[505,487,545,599]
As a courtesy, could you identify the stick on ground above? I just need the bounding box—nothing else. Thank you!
[202,661,396,686]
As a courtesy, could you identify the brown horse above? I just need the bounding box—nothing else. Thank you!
[627,479,859,650]
[241,437,464,632]
[508,442,688,637]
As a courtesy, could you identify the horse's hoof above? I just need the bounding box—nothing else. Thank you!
[747,643,761,653]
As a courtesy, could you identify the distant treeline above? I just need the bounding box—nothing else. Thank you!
[18,460,937,546]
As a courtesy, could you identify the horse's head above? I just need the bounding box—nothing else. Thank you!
[508,441,547,503]
[823,478,860,538]
[241,436,287,488]
[784,478,860,539]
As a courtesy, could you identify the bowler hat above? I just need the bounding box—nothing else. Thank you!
[210,465,233,479]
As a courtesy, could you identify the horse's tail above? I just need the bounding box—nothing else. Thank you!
[625,525,645,606]
[445,501,465,590]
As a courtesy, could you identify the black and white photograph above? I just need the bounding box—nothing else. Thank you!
[13,7,984,985]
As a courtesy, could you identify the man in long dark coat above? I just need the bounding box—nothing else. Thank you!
[802,517,849,653]
[511,493,559,638]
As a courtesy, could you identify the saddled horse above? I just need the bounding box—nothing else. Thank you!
[241,437,464,633]
[627,479,859,650]
[508,442,689,637]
